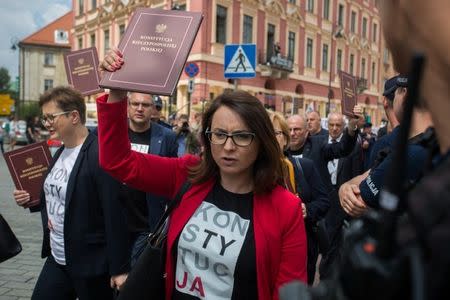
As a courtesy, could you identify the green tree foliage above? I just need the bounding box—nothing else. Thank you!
[18,101,40,120]
[0,67,11,92]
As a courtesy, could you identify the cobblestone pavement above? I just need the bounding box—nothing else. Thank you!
[0,151,44,300]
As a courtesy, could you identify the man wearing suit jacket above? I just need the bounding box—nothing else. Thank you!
[125,92,178,265]
[286,109,363,279]
[320,112,364,278]
[287,108,363,194]
[307,111,329,137]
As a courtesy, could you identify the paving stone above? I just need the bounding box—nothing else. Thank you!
[0,154,42,299]
[0,287,11,296]
[4,288,32,298]
[0,295,18,300]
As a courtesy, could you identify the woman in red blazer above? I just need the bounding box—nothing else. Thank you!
[97,49,307,300]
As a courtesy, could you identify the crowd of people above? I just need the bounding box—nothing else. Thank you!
[0,114,43,152]
[5,0,450,298]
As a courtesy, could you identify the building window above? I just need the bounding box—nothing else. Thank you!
[104,29,110,53]
[350,54,354,75]
[338,4,345,27]
[361,58,366,78]
[362,17,367,38]
[90,34,95,47]
[306,38,313,68]
[322,44,329,71]
[216,5,227,44]
[78,37,83,49]
[371,62,376,84]
[383,48,390,64]
[119,24,126,39]
[44,79,53,91]
[44,53,54,66]
[337,49,342,71]
[267,23,275,59]
[288,0,296,3]
[288,31,296,60]
[243,15,253,44]
[372,23,378,43]
[351,11,357,33]
[323,0,330,20]
[78,0,84,15]
[91,0,96,10]
[307,0,314,13]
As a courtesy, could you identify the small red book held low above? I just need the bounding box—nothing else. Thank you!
[4,142,52,210]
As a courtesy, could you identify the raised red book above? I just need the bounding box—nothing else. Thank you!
[99,8,203,96]
[64,47,103,96]
[339,71,358,117]
[4,142,52,208]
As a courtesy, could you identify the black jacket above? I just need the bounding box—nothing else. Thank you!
[35,133,130,277]
[289,156,329,225]
[144,122,178,232]
[301,128,358,192]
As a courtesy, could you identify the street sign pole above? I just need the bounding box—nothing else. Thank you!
[187,91,191,120]
[184,63,199,120]
[187,78,195,119]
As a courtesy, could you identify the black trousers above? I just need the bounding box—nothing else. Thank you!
[32,256,114,300]
[306,225,319,285]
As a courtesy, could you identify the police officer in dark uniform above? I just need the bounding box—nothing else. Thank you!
[339,76,434,216]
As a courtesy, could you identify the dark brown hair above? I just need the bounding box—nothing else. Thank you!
[39,86,86,124]
[188,91,284,195]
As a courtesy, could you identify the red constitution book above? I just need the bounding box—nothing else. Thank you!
[339,71,358,117]
[64,47,104,96]
[4,142,52,209]
[99,8,203,96]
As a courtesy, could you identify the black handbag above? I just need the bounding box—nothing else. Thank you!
[118,181,191,300]
[0,213,22,263]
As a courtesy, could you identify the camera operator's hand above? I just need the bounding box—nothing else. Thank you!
[339,183,368,217]
[348,105,364,136]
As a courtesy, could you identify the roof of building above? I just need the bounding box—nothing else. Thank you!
[19,11,73,48]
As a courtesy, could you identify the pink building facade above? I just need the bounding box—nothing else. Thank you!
[72,0,388,124]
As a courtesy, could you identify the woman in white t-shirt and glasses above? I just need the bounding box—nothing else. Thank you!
[12,86,130,300]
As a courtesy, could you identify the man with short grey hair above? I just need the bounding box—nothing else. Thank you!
[307,111,328,136]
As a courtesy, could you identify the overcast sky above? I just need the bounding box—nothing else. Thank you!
[0,0,71,81]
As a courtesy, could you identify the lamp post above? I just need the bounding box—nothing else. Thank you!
[327,25,344,116]
[10,37,20,117]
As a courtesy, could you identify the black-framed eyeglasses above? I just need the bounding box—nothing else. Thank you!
[41,111,71,126]
[205,129,256,147]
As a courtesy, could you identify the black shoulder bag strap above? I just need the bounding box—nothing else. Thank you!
[117,181,192,300]
[293,156,306,199]
[149,181,192,246]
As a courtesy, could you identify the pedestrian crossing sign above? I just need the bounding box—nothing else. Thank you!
[224,44,256,78]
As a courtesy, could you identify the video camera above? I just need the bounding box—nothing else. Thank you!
[280,55,427,300]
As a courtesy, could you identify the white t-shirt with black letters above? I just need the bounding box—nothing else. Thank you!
[44,144,81,265]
